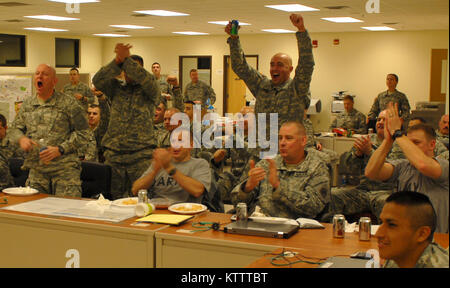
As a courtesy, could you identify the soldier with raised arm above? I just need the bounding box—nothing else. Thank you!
[92,44,160,199]
[225,14,314,131]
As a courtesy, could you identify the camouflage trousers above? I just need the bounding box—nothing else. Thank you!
[27,162,82,197]
[104,148,153,200]
[321,187,392,223]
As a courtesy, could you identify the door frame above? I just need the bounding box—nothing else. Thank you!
[223,55,259,115]
[179,55,212,90]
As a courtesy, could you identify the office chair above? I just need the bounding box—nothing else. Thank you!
[8,157,29,187]
[80,161,112,200]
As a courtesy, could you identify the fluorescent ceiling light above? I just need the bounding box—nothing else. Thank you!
[262,29,296,33]
[24,15,79,21]
[208,21,251,26]
[110,25,153,29]
[48,0,99,3]
[93,33,130,37]
[361,26,396,31]
[134,10,189,16]
[172,31,209,35]
[321,17,363,23]
[265,4,319,12]
[24,27,68,32]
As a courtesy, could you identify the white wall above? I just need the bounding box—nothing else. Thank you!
[2,29,448,130]
[101,30,448,130]
[0,30,103,79]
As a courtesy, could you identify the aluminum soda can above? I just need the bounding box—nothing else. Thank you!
[138,189,148,203]
[236,202,248,222]
[231,20,239,35]
[359,217,371,241]
[333,214,345,238]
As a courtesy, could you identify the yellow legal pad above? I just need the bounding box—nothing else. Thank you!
[136,214,194,225]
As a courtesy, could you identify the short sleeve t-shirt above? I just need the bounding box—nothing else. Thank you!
[387,158,449,233]
[140,157,211,203]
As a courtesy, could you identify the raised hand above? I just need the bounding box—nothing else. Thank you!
[224,21,239,38]
[114,43,132,64]
[290,14,306,32]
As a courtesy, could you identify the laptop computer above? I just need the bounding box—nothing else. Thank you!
[223,221,299,239]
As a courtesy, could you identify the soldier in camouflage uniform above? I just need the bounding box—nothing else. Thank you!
[62,67,95,111]
[436,114,449,148]
[377,192,449,268]
[92,46,160,200]
[183,69,216,109]
[406,117,448,160]
[8,64,90,197]
[368,74,410,123]
[0,148,14,190]
[323,110,404,222]
[226,14,313,136]
[330,95,367,134]
[231,122,330,219]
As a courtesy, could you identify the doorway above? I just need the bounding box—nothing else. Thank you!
[223,55,258,115]
[430,49,448,102]
[179,56,212,91]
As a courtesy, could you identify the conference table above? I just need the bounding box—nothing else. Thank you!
[1,193,448,268]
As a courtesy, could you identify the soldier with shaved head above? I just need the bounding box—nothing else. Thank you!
[225,13,314,133]
[8,64,90,197]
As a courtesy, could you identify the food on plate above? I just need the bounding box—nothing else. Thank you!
[121,198,137,205]
[172,204,204,212]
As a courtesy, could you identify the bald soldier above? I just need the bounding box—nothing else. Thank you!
[8,64,90,197]
[225,14,314,135]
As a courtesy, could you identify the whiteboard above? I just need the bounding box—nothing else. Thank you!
[0,75,33,123]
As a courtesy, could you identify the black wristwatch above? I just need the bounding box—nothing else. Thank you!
[392,130,404,141]
[58,146,65,155]
[168,167,177,176]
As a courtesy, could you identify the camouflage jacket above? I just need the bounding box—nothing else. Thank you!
[183,80,216,107]
[77,129,98,161]
[62,82,95,111]
[228,31,314,130]
[340,134,404,191]
[330,108,367,134]
[92,58,160,153]
[8,91,90,168]
[436,130,449,148]
[231,152,330,220]
[304,118,316,148]
[0,144,14,190]
[384,243,449,268]
[368,90,410,121]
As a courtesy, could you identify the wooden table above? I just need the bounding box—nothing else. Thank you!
[0,193,167,268]
[246,233,449,268]
[155,212,382,268]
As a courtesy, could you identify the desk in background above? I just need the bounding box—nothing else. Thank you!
[0,193,167,268]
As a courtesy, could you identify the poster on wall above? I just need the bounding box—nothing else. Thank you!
[0,75,33,123]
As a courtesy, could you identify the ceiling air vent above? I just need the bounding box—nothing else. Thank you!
[0,2,30,6]
[5,19,24,22]
[324,6,350,10]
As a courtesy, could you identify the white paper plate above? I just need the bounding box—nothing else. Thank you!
[2,187,39,196]
[168,203,207,214]
[111,197,138,208]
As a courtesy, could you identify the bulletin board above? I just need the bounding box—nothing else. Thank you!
[0,75,32,123]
